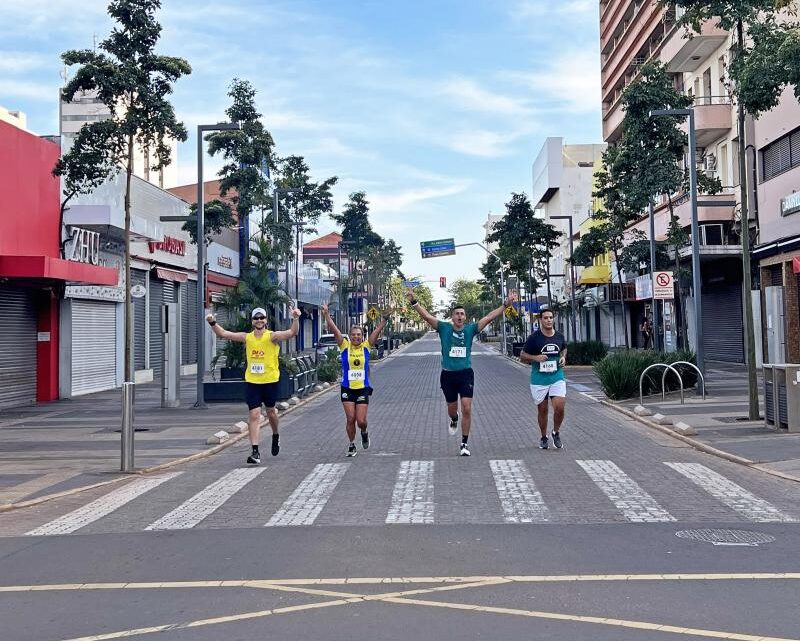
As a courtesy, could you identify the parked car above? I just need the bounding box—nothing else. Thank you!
[315,333,339,362]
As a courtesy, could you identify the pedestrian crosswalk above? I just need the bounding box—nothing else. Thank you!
[22,459,796,536]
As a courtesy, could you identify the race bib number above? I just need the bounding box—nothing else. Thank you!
[348,369,365,382]
[539,360,557,374]
[250,363,265,374]
[449,346,467,358]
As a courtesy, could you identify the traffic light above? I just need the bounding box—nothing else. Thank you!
[440,276,446,288]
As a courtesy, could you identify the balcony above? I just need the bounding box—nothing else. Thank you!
[675,96,734,147]
[669,191,737,227]
[659,19,728,72]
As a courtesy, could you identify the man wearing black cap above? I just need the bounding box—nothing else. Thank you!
[207,305,300,464]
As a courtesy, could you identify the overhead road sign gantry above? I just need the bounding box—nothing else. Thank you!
[420,238,456,259]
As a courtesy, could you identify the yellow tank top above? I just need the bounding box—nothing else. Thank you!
[244,331,280,383]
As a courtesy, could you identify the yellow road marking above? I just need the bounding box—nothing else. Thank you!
[3,573,798,641]
[54,599,351,641]
[384,596,800,641]
[2,572,799,593]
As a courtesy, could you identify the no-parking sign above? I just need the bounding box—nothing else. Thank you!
[654,271,674,299]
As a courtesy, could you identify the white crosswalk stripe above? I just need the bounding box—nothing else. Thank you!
[26,473,181,536]
[266,463,349,526]
[386,460,435,524]
[577,460,675,522]
[490,459,549,523]
[665,462,797,522]
[146,468,265,531]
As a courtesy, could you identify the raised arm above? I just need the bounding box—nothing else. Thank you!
[320,303,344,346]
[476,289,518,332]
[405,289,438,330]
[367,309,391,347]
[270,306,301,343]
[206,314,247,343]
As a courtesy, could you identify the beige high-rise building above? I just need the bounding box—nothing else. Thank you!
[0,105,27,130]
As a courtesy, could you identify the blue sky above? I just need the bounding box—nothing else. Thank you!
[1,0,601,305]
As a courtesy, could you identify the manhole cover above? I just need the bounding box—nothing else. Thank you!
[675,529,775,546]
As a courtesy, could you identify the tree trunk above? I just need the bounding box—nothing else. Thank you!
[736,19,760,420]
[665,192,688,351]
[124,133,134,383]
[613,248,630,349]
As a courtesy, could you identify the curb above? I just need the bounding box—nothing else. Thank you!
[0,339,421,514]
[600,399,800,484]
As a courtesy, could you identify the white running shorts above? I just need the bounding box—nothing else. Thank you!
[530,380,567,405]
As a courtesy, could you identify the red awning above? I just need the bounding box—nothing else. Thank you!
[793,256,800,274]
[154,267,188,283]
[0,255,118,285]
[207,271,238,287]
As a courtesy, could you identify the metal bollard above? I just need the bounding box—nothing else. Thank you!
[121,382,135,472]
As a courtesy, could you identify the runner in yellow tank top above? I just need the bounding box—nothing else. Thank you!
[207,305,300,465]
[320,303,390,457]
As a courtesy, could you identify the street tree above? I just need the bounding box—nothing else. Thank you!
[448,278,484,321]
[182,199,235,246]
[59,0,191,381]
[53,119,120,257]
[661,0,800,417]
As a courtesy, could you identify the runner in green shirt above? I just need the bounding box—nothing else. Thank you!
[406,287,517,456]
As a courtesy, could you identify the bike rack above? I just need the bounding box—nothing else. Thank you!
[639,363,684,407]
[662,360,705,401]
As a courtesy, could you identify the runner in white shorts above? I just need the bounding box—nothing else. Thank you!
[520,309,567,450]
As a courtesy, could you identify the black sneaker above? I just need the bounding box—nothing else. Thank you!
[459,443,471,457]
[361,431,370,450]
[347,443,357,457]
[448,414,459,436]
[552,432,562,449]
[539,436,549,450]
[247,452,261,465]
[271,435,280,457]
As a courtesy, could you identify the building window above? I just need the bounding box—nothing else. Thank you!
[762,127,800,181]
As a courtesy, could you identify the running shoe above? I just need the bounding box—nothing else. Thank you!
[448,413,459,436]
[271,435,280,457]
[347,443,358,457]
[539,436,549,450]
[459,443,471,457]
[361,431,370,450]
[246,452,261,465]
[552,431,562,449]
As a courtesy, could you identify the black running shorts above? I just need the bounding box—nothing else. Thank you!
[340,386,371,405]
[440,368,474,403]
[245,382,279,410]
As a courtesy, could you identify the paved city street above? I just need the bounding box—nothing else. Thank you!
[1,334,799,641]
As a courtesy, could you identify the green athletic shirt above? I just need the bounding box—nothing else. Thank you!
[437,321,478,371]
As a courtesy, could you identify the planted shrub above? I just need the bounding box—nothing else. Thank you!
[593,349,697,400]
[316,348,341,383]
[565,340,608,365]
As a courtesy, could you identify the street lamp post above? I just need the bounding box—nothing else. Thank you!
[648,199,661,351]
[550,215,578,342]
[650,108,704,374]
[271,187,302,351]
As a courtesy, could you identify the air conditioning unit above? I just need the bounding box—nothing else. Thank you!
[704,154,717,172]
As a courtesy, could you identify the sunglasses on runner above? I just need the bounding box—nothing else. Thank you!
[252,316,266,321]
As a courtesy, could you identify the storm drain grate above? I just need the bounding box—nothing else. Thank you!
[675,529,775,546]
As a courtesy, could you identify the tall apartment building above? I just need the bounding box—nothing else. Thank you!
[0,105,27,130]
[599,1,745,361]
[60,89,179,189]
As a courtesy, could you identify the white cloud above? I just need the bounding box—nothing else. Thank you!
[370,183,469,213]
[0,79,56,102]
[0,52,50,73]
[504,50,602,114]
[440,78,533,116]
[443,126,537,158]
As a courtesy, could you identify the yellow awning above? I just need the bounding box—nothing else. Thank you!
[579,264,611,285]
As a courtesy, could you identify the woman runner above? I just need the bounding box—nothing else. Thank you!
[320,303,390,456]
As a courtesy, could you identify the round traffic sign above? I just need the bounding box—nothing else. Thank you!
[656,273,671,287]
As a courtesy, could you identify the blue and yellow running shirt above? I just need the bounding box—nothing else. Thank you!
[339,338,372,390]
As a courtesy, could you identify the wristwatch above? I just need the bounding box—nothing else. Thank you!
[410,299,418,306]
[208,319,217,326]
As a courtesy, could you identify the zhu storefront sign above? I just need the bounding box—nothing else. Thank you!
[67,227,100,265]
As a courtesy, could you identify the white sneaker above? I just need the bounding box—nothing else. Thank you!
[459,443,471,457]
[448,413,459,436]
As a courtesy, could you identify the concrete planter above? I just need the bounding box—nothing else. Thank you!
[204,381,246,403]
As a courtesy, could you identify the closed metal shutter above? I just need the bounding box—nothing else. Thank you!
[132,270,147,371]
[702,284,744,363]
[71,300,117,396]
[181,281,198,366]
[149,279,178,379]
[0,287,38,409]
